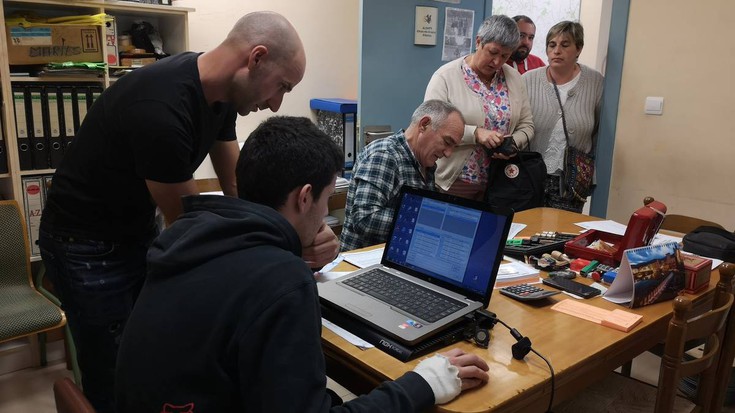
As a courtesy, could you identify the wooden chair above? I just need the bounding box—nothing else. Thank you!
[0,200,67,370]
[557,263,735,413]
[712,263,735,411]
[195,177,222,193]
[54,377,96,413]
[644,196,725,234]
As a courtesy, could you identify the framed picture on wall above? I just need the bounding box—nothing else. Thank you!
[442,7,474,61]
[415,6,438,45]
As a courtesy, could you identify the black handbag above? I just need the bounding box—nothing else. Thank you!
[486,151,546,212]
[683,226,735,262]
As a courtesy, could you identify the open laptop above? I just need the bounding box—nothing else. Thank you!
[319,186,514,345]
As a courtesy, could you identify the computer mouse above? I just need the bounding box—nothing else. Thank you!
[548,270,576,279]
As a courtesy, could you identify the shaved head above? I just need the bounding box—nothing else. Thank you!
[201,11,306,115]
[225,11,304,65]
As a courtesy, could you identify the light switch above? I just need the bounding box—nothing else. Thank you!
[645,96,664,115]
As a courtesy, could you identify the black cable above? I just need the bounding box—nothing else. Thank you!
[493,316,556,413]
[530,347,555,413]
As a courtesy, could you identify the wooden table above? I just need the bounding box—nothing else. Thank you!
[321,207,722,413]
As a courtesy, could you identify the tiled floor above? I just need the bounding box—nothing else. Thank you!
[0,349,731,412]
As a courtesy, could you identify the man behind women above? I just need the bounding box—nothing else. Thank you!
[38,12,338,412]
[523,21,604,212]
[340,100,464,251]
[506,15,546,74]
[116,116,489,412]
[425,14,534,201]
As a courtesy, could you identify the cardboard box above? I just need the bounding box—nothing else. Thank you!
[6,24,102,65]
[22,176,44,257]
[681,253,712,294]
[121,57,156,67]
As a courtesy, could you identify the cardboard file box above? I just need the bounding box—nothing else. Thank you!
[105,17,119,66]
[681,253,712,294]
[120,57,156,67]
[564,200,667,266]
[22,177,44,257]
[6,24,102,65]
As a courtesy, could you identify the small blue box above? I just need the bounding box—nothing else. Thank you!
[602,271,617,284]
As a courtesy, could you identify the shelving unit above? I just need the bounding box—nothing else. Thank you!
[0,0,193,256]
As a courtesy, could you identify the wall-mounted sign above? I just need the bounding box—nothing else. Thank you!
[414,6,438,46]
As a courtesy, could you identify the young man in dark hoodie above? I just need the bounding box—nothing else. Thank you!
[115,116,489,412]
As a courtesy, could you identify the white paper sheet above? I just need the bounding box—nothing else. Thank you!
[651,233,683,245]
[507,223,527,240]
[318,254,345,273]
[343,248,384,268]
[314,271,352,283]
[322,318,374,349]
[575,220,627,236]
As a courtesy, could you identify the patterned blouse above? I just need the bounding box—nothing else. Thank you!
[458,59,512,185]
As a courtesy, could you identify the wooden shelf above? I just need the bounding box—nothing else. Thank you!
[20,168,55,175]
[9,76,105,83]
[0,0,191,246]
[5,0,193,14]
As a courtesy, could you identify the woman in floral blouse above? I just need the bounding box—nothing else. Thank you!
[425,14,534,201]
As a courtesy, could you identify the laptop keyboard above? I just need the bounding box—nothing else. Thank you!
[342,269,466,323]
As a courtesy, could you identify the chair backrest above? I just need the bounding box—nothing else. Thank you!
[712,263,735,411]
[53,377,96,413]
[655,263,735,413]
[643,196,725,234]
[0,200,34,289]
[661,214,724,234]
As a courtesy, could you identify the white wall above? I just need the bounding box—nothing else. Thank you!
[172,0,360,178]
[578,0,612,74]
[609,0,735,229]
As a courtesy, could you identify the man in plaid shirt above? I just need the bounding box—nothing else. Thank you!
[340,100,464,251]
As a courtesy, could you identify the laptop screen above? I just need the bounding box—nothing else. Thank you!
[383,187,512,304]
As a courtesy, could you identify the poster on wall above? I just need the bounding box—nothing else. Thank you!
[441,7,474,61]
[415,6,438,45]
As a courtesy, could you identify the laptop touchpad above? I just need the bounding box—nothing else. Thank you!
[346,303,373,318]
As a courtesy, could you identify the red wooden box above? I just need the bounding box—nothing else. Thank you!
[681,253,712,294]
[564,200,667,266]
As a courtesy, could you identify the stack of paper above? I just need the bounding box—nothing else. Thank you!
[495,261,540,288]
[335,177,350,192]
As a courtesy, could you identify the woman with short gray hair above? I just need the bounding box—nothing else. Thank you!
[425,14,534,201]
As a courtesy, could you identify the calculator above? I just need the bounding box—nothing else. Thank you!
[500,284,561,302]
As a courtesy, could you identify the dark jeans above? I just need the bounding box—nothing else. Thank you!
[38,230,149,413]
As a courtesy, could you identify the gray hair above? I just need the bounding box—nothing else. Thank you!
[411,100,465,131]
[476,15,520,50]
[546,21,585,50]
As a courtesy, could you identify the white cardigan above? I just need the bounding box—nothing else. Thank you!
[424,57,534,190]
